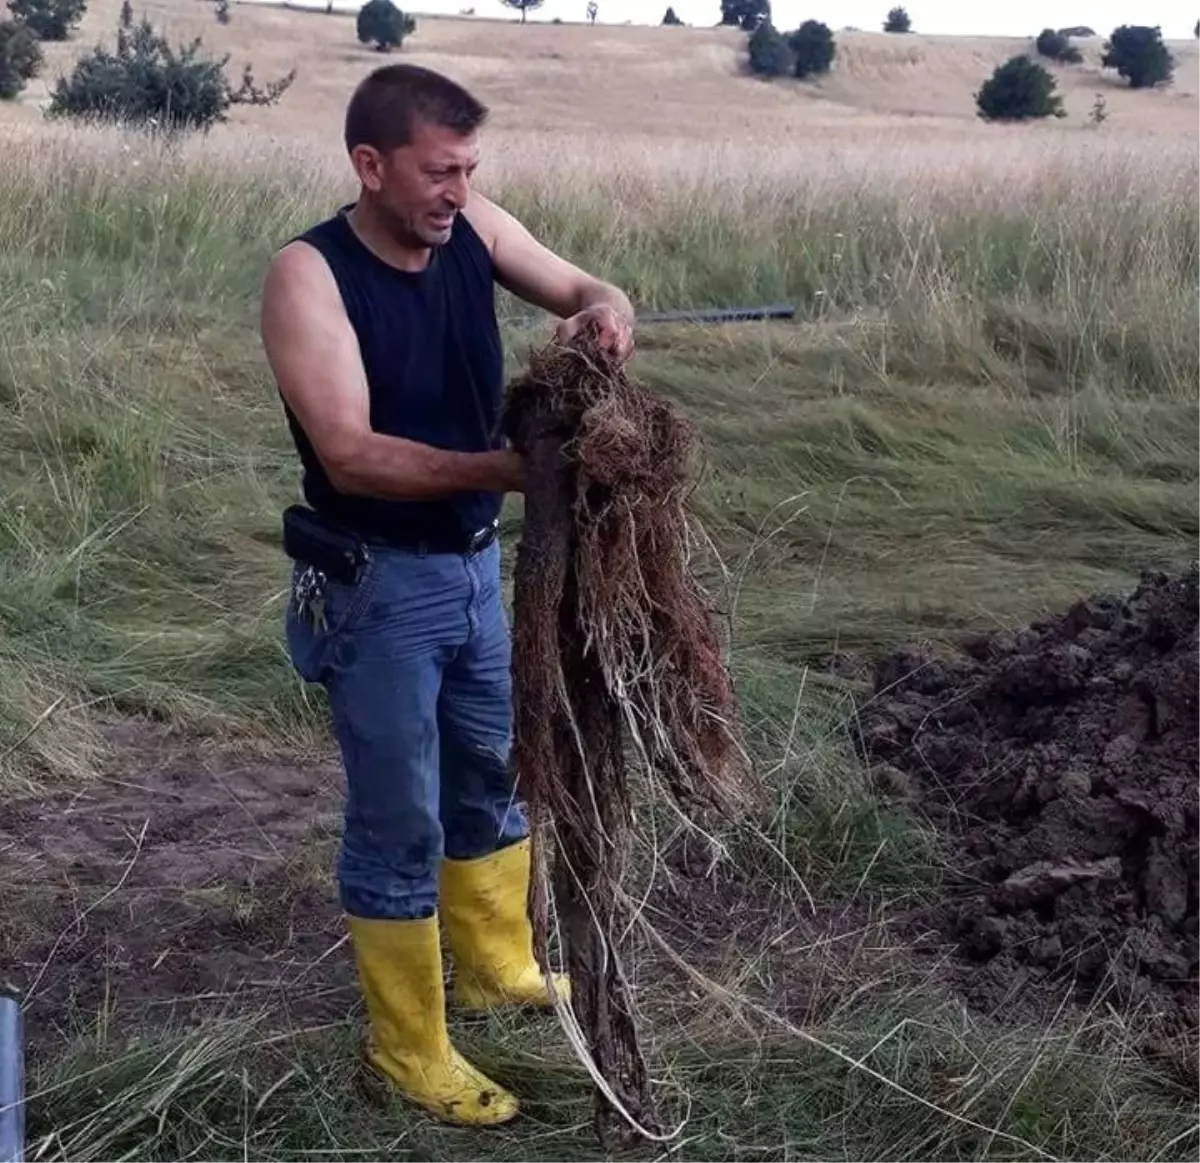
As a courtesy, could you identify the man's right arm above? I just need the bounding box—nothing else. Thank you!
[259,242,522,501]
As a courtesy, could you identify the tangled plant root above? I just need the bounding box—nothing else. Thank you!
[504,330,751,1143]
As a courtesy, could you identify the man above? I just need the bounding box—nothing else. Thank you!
[259,63,634,1127]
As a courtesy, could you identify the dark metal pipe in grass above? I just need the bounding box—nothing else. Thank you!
[0,997,23,1163]
[635,303,796,325]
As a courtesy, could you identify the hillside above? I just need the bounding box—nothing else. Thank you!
[1,4,1197,1161]
[2,2,1197,143]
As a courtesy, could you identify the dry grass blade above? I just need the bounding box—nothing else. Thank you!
[504,330,753,1145]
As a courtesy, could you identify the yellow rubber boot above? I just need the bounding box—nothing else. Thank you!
[346,913,518,1126]
[440,838,570,1012]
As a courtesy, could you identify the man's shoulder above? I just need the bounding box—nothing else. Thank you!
[265,209,359,295]
[460,194,505,256]
[262,232,349,327]
[266,236,331,287]
[266,206,352,274]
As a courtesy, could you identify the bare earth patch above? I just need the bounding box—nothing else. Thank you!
[1,720,350,1053]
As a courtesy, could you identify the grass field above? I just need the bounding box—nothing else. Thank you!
[1,8,1198,1162]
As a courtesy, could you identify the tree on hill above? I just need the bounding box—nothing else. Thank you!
[0,17,42,98]
[721,0,769,32]
[586,1,597,24]
[499,0,543,23]
[6,0,86,41]
[120,0,131,26]
[356,0,414,51]
[47,12,295,132]
[975,54,1065,120]
[662,6,681,24]
[883,7,911,33]
[1058,25,1093,37]
[747,19,792,76]
[1036,28,1082,63]
[788,19,835,79]
[1100,25,1174,88]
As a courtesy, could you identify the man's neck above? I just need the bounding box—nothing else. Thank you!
[345,200,431,273]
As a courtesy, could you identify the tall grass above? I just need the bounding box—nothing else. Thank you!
[1,123,1195,778]
[2,124,1197,1160]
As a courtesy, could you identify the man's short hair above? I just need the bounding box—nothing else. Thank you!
[344,64,489,154]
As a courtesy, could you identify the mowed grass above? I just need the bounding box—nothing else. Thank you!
[1,124,1198,1161]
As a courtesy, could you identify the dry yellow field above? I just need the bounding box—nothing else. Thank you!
[3,0,1197,150]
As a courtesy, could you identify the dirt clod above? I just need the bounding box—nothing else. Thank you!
[863,566,1199,1025]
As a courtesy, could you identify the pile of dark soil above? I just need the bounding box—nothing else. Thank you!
[862,566,1198,1026]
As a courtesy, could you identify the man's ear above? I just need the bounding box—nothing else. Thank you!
[349,144,386,193]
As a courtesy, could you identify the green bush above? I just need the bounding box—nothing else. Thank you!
[356,0,415,51]
[883,6,911,33]
[975,54,1066,121]
[788,19,835,79]
[0,17,41,98]
[1100,25,1174,88]
[1036,28,1082,63]
[747,19,792,76]
[47,13,295,132]
[6,0,85,41]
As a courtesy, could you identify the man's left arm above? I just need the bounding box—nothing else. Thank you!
[464,194,635,362]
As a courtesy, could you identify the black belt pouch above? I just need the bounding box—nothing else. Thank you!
[282,505,370,585]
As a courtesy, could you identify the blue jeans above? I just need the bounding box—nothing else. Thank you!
[285,539,529,920]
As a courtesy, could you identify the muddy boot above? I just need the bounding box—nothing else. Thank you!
[346,914,518,1126]
[440,838,570,1012]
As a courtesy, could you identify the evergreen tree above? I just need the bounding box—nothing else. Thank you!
[1100,25,1173,88]
[721,0,769,32]
[48,13,294,132]
[6,0,86,42]
[356,0,414,51]
[975,54,1065,120]
[1036,28,1082,64]
[788,19,835,79]
[0,17,42,99]
[747,19,792,76]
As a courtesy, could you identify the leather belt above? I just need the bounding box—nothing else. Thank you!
[369,517,500,557]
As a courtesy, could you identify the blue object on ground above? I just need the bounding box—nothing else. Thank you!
[0,997,23,1163]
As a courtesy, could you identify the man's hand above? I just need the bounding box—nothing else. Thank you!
[555,303,635,363]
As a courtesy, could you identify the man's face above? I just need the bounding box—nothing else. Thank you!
[355,118,480,250]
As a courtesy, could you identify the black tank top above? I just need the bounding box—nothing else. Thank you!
[282,206,505,544]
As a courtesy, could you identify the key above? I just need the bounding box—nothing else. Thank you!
[294,565,328,633]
